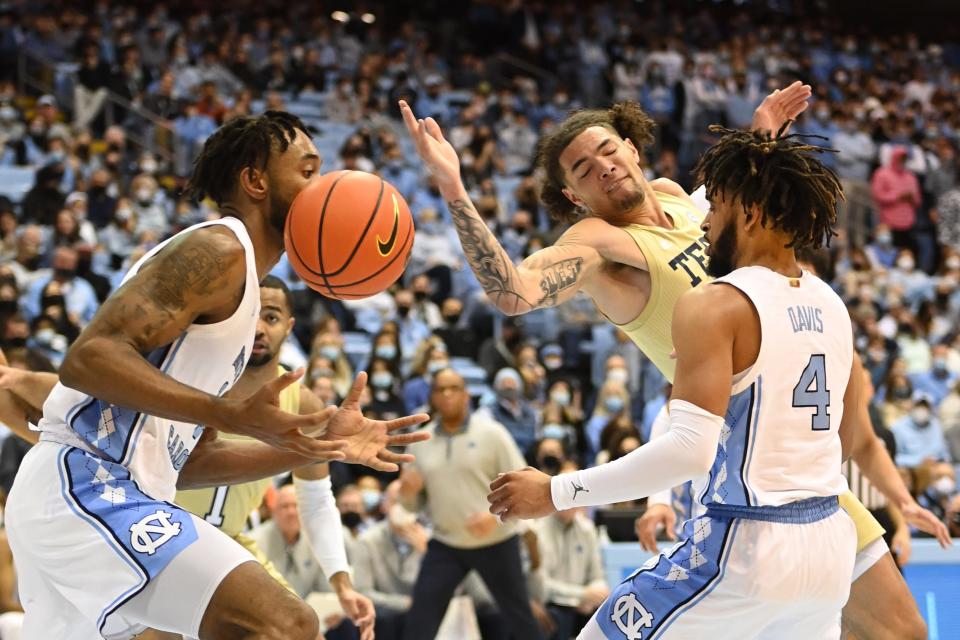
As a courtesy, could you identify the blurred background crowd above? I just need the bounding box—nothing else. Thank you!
[0,0,959,636]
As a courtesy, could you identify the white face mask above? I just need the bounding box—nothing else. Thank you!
[897,258,915,271]
[932,476,956,497]
[607,368,629,384]
[911,407,931,425]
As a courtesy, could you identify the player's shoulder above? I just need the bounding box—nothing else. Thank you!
[676,281,753,326]
[558,216,615,245]
[650,178,697,207]
[151,223,247,272]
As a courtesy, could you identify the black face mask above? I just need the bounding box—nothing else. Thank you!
[444,313,461,325]
[53,268,75,281]
[414,291,428,302]
[396,305,410,318]
[88,186,106,198]
[341,511,362,529]
[0,299,17,314]
[539,454,562,476]
[42,294,66,309]
[4,336,26,348]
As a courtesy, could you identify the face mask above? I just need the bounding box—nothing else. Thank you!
[140,158,158,174]
[414,291,428,302]
[911,407,931,426]
[876,233,892,245]
[542,424,567,441]
[444,313,460,325]
[932,476,957,498]
[4,336,25,348]
[0,299,17,314]
[947,257,960,270]
[340,511,362,529]
[135,188,152,204]
[604,396,625,413]
[0,107,15,121]
[933,357,948,374]
[868,349,887,362]
[319,346,340,361]
[34,328,55,345]
[53,268,75,280]
[375,344,397,360]
[550,390,570,406]
[897,258,915,271]
[371,371,393,389]
[361,489,381,511]
[48,151,65,163]
[607,368,629,384]
[427,359,448,374]
[498,387,520,402]
[420,222,439,235]
[538,454,562,475]
[396,305,410,318]
[544,357,563,371]
[892,386,912,400]
[41,294,65,308]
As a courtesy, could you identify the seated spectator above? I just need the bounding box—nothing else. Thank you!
[310,331,354,398]
[485,367,538,455]
[310,373,341,408]
[516,343,547,400]
[367,357,407,422]
[434,298,479,360]
[892,392,951,467]
[584,380,630,462]
[536,496,609,640]
[23,246,98,326]
[916,461,957,527]
[409,274,442,329]
[391,289,430,359]
[911,344,958,407]
[402,338,448,413]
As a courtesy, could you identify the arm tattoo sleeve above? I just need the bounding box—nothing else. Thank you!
[447,198,585,313]
[145,243,229,312]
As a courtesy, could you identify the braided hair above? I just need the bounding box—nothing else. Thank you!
[693,124,843,250]
[186,110,309,205]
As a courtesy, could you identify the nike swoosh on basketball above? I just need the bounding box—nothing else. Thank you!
[376,193,400,256]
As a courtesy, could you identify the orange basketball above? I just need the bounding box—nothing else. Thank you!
[284,170,415,299]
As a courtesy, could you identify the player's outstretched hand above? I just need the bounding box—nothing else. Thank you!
[488,466,556,521]
[900,500,952,549]
[216,368,349,460]
[635,503,677,553]
[322,372,430,472]
[752,80,812,136]
[399,100,461,191]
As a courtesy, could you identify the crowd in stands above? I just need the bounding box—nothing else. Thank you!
[0,0,959,636]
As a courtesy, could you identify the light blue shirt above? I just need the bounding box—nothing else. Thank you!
[892,416,951,467]
[910,370,958,407]
[23,275,99,325]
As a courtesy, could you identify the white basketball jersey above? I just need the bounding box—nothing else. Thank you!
[691,266,852,510]
[39,217,260,501]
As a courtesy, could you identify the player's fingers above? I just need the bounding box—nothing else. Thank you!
[342,371,367,407]
[385,432,429,448]
[378,449,413,465]
[937,521,952,548]
[296,406,337,436]
[489,472,512,491]
[487,483,512,506]
[398,100,418,131]
[424,117,445,142]
[284,434,347,460]
[383,413,430,432]
[264,368,304,396]
[360,624,374,640]
[356,602,376,627]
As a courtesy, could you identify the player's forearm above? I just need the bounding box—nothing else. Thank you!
[442,182,536,315]
[6,370,57,412]
[61,336,225,429]
[176,438,312,489]
[853,433,915,510]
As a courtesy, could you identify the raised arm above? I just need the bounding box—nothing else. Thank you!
[60,226,336,457]
[400,100,600,315]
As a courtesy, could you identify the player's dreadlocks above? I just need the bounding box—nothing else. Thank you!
[536,101,656,223]
[693,124,843,250]
[186,110,309,205]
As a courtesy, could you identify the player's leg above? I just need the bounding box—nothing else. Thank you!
[110,514,318,640]
[842,546,926,640]
[466,536,544,640]
[402,539,470,640]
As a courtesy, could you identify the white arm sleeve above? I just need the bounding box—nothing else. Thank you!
[646,404,674,508]
[551,400,723,511]
[294,475,351,580]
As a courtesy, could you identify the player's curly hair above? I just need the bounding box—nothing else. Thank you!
[693,125,843,250]
[186,110,309,205]
[536,102,656,223]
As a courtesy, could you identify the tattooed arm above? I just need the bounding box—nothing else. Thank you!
[447,196,602,314]
[59,227,345,457]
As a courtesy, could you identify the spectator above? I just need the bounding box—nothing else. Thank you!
[399,369,544,640]
[367,357,406,421]
[434,298,479,360]
[486,367,538,455]
[910,344,958,407]
[892,392,952,467]
[402,338,448,413]
[327,78,360,124]
[535,500,609,640]
[833,111,877,248]
[23,246,97,326]
[584,379,630,462]
[392,289,431,358]
[409,274,442,329]
[871,146,922,252]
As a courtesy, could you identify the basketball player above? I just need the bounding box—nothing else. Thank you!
[3,111,430,639]
[400,86,944,638]
[489,126,859,637]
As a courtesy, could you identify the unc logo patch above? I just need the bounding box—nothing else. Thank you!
[611,593,654,639]
[130,510,182,555]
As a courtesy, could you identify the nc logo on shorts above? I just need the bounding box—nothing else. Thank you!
[130,510,182,556]
[611,593,654,639]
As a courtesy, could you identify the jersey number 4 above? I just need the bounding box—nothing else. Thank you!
[793,354,831,431]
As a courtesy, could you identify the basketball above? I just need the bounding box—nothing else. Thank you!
[284,170,415,299]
